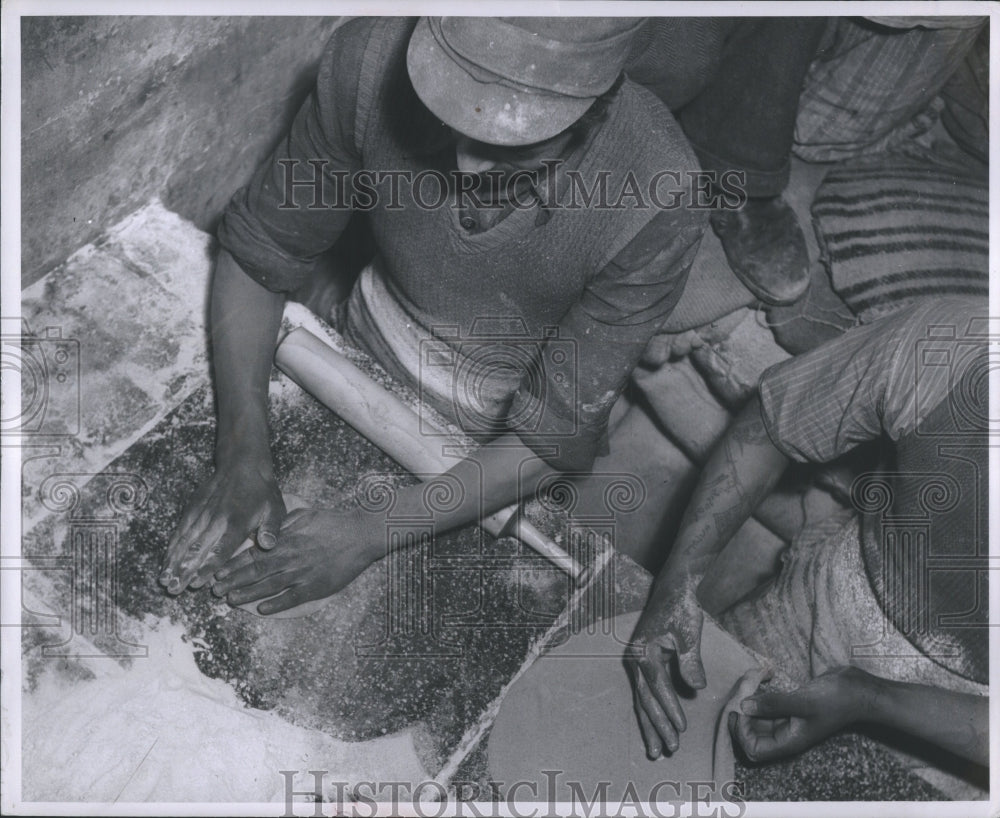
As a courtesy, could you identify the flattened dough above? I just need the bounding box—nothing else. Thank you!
[488,611,760,802]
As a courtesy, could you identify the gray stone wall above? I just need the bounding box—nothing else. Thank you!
[21,15,344,287]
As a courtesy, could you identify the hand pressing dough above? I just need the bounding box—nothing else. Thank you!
[231,493,331,620]
[488,611,761,803]
[713,667,772,778]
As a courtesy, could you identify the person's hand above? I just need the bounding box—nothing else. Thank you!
[625,584,707,758]
[728,666,869,762]
[210,507,384,615]
[160,455,285,594]
[641,312,747,366]
[641,329,707,366]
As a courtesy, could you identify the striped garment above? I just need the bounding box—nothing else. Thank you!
[793,18,984,163]
[756,297,990,685]
[811,158,988,321]
[758,297,986,462]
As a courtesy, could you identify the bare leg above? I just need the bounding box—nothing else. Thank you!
[571,395,698,572]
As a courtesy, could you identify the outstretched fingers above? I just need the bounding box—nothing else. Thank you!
[257,586,310,616]
[189,527,249,589]
[641,648,687,734]
[633,677,666,758]
[162,510,227,594]
[225,572,294,607]
[635,665,683,753]
[173,512,230,590]
[161,502,207,586]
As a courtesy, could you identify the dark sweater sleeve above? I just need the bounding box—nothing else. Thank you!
[508,208,705,472]
[216,20,370,292]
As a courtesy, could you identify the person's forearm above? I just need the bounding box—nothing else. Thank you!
[861,671,989,765]
[653,395,791,599]
[210,249,286,465]
[394,432,553,529]
[355,433,555,561]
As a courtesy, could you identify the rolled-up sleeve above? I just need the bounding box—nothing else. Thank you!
[217,21,368,292]
[758,297,982,462]
[509,210,705,471]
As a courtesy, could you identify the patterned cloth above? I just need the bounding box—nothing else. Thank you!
[794,18,984,162]
[758,298,980,461]
[811,157,988,322]
[720,516,985,696]
[757,297,989,684]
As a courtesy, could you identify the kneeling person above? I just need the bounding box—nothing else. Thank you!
[160,17,705,613]
[627,297,988,766]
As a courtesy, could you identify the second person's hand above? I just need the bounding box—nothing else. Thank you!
[161,454,286,594]
[211,507,385,615]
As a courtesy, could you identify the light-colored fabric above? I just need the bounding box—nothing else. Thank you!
[794,19,983,162]
[345,259,521,432]
[720,516,986,697]
[757,297,982,464]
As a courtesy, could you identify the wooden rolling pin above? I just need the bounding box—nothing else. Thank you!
[275,327,585,581]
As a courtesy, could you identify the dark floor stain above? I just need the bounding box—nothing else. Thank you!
[736,731,945,801]
[23,377,650,775]
[21,375,958,799]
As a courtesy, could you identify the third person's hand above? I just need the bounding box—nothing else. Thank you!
[625,583,707,758]
[728,667,869,762]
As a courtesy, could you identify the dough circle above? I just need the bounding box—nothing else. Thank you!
[487,611,759,803]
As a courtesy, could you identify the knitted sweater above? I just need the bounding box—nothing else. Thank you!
[220,17,705,469]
